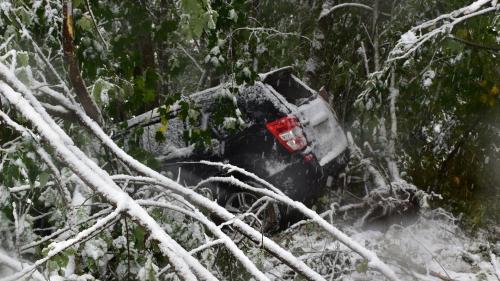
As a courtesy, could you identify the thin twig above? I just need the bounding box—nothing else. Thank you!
[84,0,108,50]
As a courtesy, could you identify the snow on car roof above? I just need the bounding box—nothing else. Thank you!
[127,66,299,130]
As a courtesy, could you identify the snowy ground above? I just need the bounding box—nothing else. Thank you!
[262,208,500,281]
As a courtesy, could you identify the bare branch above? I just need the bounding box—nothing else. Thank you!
[84,0,109,50]
[448,35,500,52]
[319,2,390,20]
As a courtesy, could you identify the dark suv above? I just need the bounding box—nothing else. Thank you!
[126,67,348,228]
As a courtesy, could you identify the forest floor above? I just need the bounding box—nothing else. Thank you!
[261,208,500,281]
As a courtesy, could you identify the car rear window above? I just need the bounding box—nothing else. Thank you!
[264,74,315,106]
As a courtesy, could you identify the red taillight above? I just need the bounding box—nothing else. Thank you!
[266,116,307,152]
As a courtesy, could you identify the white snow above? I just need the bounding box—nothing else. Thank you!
[400,31,418,49]
[0,250,45,281]
[71,186,86,206]
[450,52,464,64]
[228,9,238,22]
[305,58,317,73]
[155,144,195,161]
[83,238,107,261]
[223,116,238,130]
[271,208,499,281]
[422,69,436,88]
[242,67,251,78]
[461,0,492,14]
[433,123,442,134]
[264,159,291,176]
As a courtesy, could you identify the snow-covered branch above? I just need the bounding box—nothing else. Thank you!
[386,69,400,182]
[0,250,45,281]
[0,58,327,280]
[195,160,286,196]
[0,63,215,280]
[388,0,499,62]
[112,175,327,281]
[319,2,390,20]
[137,199,270,281]
[0,209,121,281]
[346,132,387,190]
[20,207,113,252]
[0,110,72,203]
[195,176,399,281]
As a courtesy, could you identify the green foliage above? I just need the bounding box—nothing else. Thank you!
[76,15,93,32]
[133,225,146,250]
[355,259,368,273]
[127,144,161,171]
[181,0,218,38]
[130,68,160,112]
[1,0,499,279]
[308,0,500,231]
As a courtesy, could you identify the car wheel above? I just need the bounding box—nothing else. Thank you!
[223,191,259,214]
[217,182,282,234]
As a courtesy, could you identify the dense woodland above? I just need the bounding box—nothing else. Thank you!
[0,0,499,280]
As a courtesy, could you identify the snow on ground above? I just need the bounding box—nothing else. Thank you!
[266,208,499,280]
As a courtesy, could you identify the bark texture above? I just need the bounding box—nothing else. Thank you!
[63,1,103,125]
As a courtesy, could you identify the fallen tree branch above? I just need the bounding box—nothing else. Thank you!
[20,77,328,279]
[195,176,399,281]
[0,59,324,280]
[0,64,214,280]
[138,199,270,281]
[0,209,121,281]
[0,250,45,281]
[62,1,103,125]
[112,175,327,281]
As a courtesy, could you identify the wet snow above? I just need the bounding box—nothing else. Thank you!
[269,208,499,281]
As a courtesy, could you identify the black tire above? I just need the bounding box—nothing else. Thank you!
[214,180,282,234]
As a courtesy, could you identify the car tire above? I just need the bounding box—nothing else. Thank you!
[213,180,282,234]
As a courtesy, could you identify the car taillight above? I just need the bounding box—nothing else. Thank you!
[266,116,307,152]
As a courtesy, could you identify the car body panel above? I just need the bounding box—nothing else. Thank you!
[296,97,348,166]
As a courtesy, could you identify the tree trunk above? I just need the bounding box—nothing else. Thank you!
[63,1,103,125]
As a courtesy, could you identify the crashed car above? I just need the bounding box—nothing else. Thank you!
[126,67,348,229]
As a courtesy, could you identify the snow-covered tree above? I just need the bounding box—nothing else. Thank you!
[0,0,499,280]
